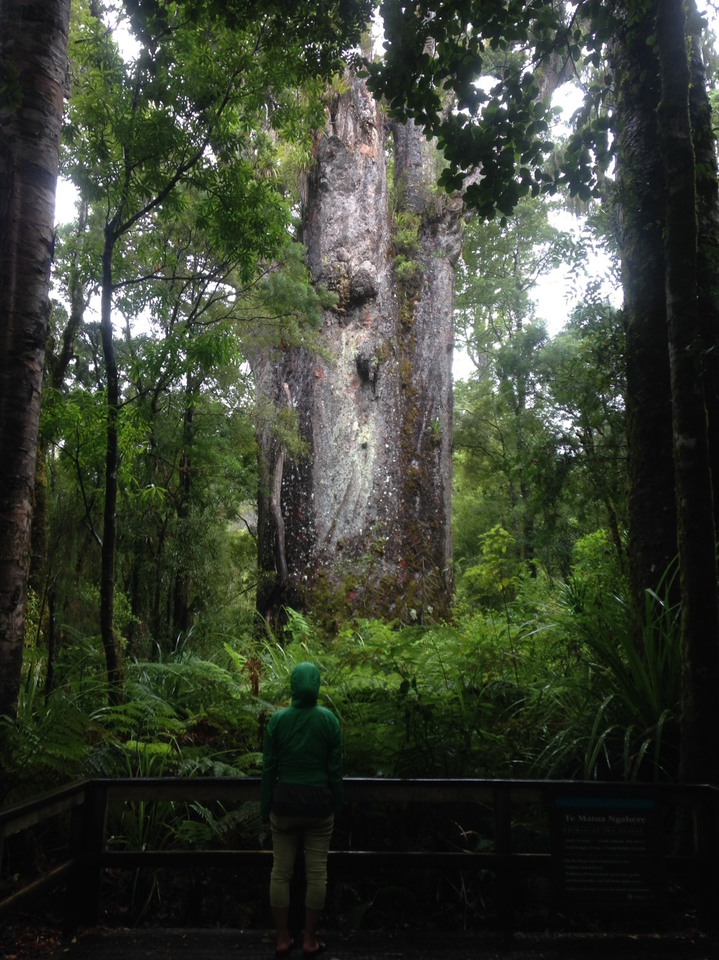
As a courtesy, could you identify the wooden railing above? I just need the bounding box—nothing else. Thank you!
[1,778,717,936]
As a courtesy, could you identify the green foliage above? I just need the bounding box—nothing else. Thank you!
[252,609,564,779]
[5,602,541,798]
[44,0,351,675]
[391,210,424,288]
[43,0,366,678]
[82,657,264,919]
[458,525,526,609]
[392,211,422,255]
[0,667,92,802]
[4,537,682,825]
[571,529,627,602]
[452,194,606,582]
[366,1,618,218]
[453,196,626,585]
[456,196,583,355]
[162,0,374,79]
[528,572,681,782]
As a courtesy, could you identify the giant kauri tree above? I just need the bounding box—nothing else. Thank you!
[256,74,462,625]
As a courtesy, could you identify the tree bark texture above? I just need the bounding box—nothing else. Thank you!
[99,227,124,704]
[687,0,719,539]
[657,0,719,784]
[171,379,197,644]
[612,2,679,607]
[0,0,71,719]
[256,75,460,626]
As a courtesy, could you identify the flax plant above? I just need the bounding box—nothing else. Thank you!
[530,575,681,781]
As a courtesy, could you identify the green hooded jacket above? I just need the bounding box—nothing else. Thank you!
[261,662,343,820]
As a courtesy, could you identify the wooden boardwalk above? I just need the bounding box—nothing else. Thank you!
[40,927,719,960]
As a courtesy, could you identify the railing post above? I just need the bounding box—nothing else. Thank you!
[494,785,514,938]
[696,785,719,931]
[64,781,108,935]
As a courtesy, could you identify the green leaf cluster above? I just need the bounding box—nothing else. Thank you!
[366,1,622,218]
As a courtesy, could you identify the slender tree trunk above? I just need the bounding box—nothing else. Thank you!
[0,0,71,719]
[172,378,197,641]
[30,203,92,683]
[43,589,57,700]
[48,200,90,391]
[151,520,169,658]
[256,75,459,626]
[99,228,124,703]
[657,0,719,784]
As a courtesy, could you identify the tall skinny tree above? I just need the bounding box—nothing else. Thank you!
[63,2,303,699]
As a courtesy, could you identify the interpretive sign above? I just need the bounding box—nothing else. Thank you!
[550,793,666,911]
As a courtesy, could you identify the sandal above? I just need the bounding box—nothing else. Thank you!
[275,939,295,958]
[301,943,326,959]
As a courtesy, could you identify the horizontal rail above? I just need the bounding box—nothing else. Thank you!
[96,776,716,801]
[1,778,717,935]
[0,780,89,836]
[96,849,544,869]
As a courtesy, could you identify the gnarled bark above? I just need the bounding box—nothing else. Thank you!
[256,75,460,625]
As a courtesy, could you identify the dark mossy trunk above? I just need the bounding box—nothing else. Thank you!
[657,0,719,784]
[171,379,197,642]
[99,227,124,704]
[688,0,719,540]
[613,3,678,607]
[0,0,71,720]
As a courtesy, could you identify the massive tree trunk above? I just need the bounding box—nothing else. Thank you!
[256,75,460,627]
[0,0,71,719]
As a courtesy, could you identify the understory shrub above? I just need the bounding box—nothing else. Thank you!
[3,551,681,803]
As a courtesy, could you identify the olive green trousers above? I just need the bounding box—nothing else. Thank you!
[269,812,334,911]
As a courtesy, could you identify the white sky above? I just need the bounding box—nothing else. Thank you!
[55,178,78,224]
[528,84,620,339]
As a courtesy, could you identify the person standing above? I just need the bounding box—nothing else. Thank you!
[261,662,344,958]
